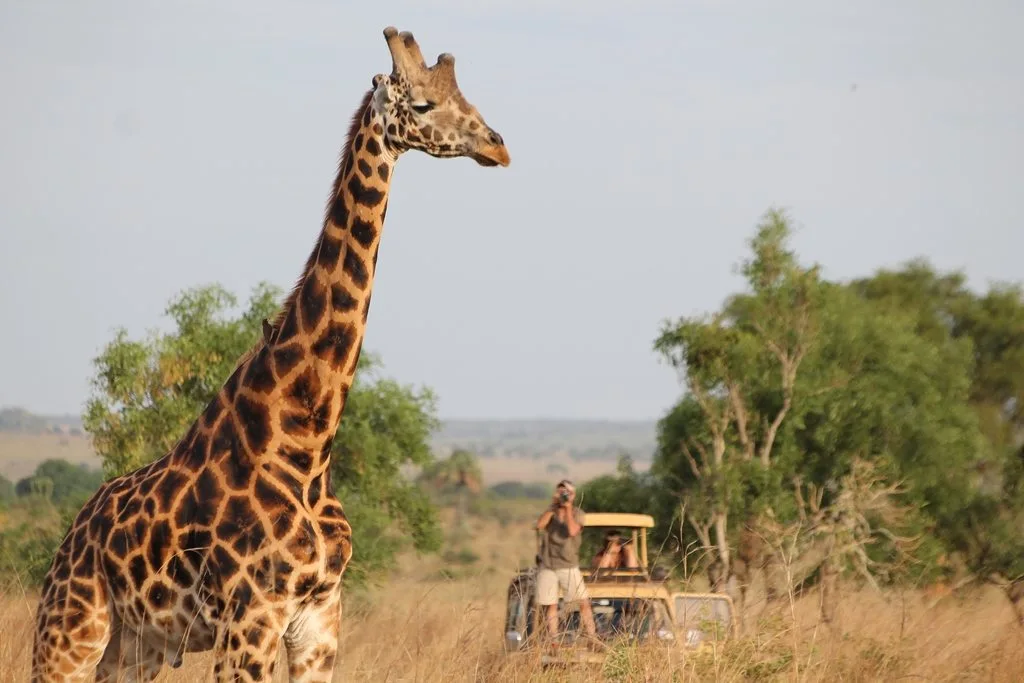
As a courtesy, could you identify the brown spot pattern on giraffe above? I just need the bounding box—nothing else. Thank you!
[30,24,508,683]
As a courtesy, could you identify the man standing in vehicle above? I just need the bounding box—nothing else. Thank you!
[535,479,597,642]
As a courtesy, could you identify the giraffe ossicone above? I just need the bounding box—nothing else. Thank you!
[30,26,508,683]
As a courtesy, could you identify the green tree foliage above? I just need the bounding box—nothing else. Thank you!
[851,260,1024,590]
[418,448,484,532]
[645,208,1000,613]
[0,504,79,587]
[328,358,443,583]
[81,282,443,586]
[84,283,282,477]
[579,455,657,517]
[851,260,1024,455]
[419,449,484,495]
[651,209,824,591]
[13,460,104,507]
[0,473,15,506]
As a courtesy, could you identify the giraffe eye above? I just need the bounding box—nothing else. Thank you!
[411,102,435,114]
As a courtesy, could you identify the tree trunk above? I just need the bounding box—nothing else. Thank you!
[708,559,726,593]
[707,510,730,593]
[820,555,840,626]
[708,509,749,631]
[455,486,467,535]
[1007,580,1024,627]
[738,520,774,603]
[713,509,730,576]
[762,551,784,603]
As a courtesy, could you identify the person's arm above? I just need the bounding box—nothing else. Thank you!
[536,508,554,530]
[536,497,560,530]
[532,491,565,528]
[565,506,584,537]
[624,544,639,568]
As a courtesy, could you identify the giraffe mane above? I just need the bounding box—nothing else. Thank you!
[231,88,376,370]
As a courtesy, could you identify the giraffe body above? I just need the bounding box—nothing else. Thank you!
[30,27,508,683]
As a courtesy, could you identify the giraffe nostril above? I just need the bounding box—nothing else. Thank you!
[488,130,504,146]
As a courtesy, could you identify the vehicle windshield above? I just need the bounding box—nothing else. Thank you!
[562,598,670,642]
[674,595,733,645]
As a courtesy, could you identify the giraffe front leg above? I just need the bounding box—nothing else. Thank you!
[211,613,285,683]
[283,593,342,682]
[94,624,166,683]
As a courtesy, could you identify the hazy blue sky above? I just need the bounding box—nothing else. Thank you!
[1,1,1021,421]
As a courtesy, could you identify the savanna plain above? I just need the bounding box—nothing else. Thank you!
[2,500,1023,682]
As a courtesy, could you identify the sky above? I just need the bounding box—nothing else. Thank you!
[1,0,1022,421]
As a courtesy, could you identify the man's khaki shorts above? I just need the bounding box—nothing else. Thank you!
[535,567,589,606]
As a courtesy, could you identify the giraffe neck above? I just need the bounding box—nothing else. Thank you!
[267,89,394,441]
[186,90,398,482]
[273,89,393,360]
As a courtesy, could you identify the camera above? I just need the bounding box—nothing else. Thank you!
[558,490,571,503]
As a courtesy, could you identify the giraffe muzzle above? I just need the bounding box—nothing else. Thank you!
[471,129,510,167]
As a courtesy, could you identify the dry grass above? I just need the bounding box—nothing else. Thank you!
[0,433,99,482]
[3,510,1023,682]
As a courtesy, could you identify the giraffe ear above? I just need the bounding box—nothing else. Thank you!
[372,74,386,88]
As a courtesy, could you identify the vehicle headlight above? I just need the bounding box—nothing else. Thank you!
[504,630,523,652]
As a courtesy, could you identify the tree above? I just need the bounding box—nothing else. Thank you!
[852,261,1024,619]
[851,260,1024,447]
[84,283,282,477]
[82,282,443,585]
[418,448,484,533]
[651,208,821,612]
[579,455,656,517]
[14,460,104,507]
[649,209,993,626]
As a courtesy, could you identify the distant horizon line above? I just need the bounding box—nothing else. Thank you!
[1,405,661,425]
[437,415,659,423]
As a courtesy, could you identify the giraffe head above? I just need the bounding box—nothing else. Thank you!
[371,26,510,167]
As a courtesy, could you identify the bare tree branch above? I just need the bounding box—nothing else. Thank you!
[729,382,755,461]
[686,510,712,550]
[680,440,703,480]
[792,477,808,523]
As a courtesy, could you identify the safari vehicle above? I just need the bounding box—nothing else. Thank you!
[503,512,736,665]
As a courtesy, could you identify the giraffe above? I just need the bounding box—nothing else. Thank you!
[30,26,509,683]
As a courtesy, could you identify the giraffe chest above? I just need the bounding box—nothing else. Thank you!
[96,471,351,643]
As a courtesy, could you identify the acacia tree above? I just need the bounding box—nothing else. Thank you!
[14,460,104,507]
[852,262,1024,619]
[651,210,993,626]
[83,282,443,585]
[652,208,821,612]
[418,448,484,533]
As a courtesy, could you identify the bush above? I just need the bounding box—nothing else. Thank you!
[0,501,77,589]
[442,547,479,565]
[13,460,104,507]
[489,481,550,500]
[0,474,15,507]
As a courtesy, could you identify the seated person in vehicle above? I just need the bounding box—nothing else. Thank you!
[592,529,640,569]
